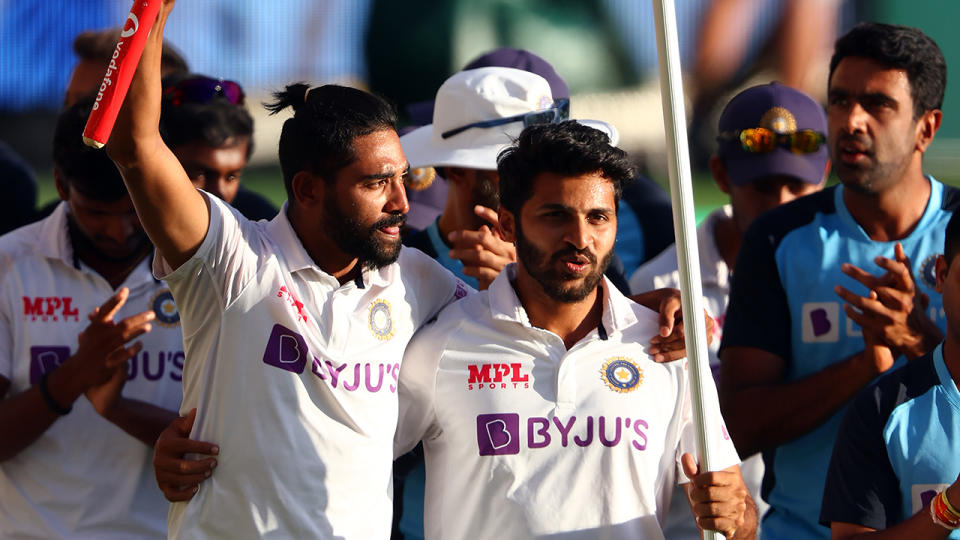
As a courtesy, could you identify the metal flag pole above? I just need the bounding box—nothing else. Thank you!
[650,0,722,538]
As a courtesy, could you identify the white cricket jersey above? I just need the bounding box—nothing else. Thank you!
[396,264,739,540]
[0,203,184,539]
[158,193,466,539]
[628,204,766,538]
[628,205,731,368]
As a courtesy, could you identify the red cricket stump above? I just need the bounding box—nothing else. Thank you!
[82,0,163,149]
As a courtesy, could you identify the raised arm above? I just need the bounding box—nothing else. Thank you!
[104,0,209,270]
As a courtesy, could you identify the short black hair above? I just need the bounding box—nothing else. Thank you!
[52,98,128,201]
[945,211,960,268]
[829,22,946,118]
[497,121,635,217]
[160,73,255,158]
[264,83,397,200]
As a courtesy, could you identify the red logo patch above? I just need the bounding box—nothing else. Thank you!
[23,296,80,322]
[277,286,308,323]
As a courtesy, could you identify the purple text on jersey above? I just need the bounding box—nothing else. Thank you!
[477,413,649,456]
[263,323,400,393]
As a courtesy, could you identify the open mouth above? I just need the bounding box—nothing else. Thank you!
[560,254,591,274]
[837,139,871,164]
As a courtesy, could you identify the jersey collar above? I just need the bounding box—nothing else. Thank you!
[265,202,394,289]
[488,263,638,337]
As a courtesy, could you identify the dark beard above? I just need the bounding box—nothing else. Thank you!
[323,194,405,270]
[515,222,612,303]
[66,213,151,265]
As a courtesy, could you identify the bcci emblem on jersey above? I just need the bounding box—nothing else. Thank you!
[919,254,940,290]
[150,289,180,327]
[601,357,643,393]
[368,299,394,341]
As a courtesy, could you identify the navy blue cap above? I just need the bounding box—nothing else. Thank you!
[717,82,828,186]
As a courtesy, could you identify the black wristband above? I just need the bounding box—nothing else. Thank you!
[38,372,72,416]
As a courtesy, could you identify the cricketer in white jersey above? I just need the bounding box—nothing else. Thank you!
[158,194,466,539]
[396,266,740,540]
[0,203,183,539]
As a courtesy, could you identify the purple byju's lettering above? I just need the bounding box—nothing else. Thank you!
[310,357,398,393]
[124,350,185,382]
[476,413,651,455]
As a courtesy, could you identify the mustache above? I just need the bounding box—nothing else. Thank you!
[551,246,597,265]
[371,213,407,229]
[836,133,873,153]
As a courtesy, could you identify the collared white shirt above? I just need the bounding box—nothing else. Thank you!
[629,205,731,368]
[0,203,183,539]
[396,264,739,540]
[158,193,466,539]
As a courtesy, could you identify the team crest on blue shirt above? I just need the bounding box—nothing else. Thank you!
[150,289,180,328]
[919,253,940,290]
[368,299,394,340]
[601,357,643,393]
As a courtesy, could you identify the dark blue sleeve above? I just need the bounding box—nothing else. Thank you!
[620,175,674,262]
[231,186,278,221]
[0,141,37,234]
[719,214,792,362]
[820,380,902,529]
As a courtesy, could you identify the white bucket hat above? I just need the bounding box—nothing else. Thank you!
[401,67,619,170]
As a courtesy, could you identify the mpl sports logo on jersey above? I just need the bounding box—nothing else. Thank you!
[23,296,80,322]
[467,363,530,390]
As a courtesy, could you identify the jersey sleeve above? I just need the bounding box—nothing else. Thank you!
[819,383,901,530]
[404,248,473,327]
[675,360,741,483]
[719,217,792,362]
[395,320,448,457]
[153,192,262,315]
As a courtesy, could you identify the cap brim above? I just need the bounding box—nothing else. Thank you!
[725,146,828,186]
[400,124,506,170]
[400,119,621,170]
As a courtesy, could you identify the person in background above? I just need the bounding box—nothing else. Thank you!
[0,98,183,538]
[720,22,953,539]
[630,81,829,538]
[160,73,277,221]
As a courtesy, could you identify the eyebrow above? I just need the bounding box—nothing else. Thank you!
[361,163,410,181]
[538,203,616,214]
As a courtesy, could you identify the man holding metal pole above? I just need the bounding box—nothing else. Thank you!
[395,120,756,539]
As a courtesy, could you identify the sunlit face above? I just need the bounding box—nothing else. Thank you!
[508,171,616,303]
[728,174,823,232]
[63,187,149,262]
[173,137,250,204]
[323,129,410,269]
[827,57,921,194]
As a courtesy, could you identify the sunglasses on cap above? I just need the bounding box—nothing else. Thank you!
[162,76,245,106]
[717,127,825,154]
[441,98,570,139]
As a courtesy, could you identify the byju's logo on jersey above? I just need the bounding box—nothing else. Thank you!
[29,346,70,384]
[262,323,309,374]
[601,357,643,393]
[801,302,839,343]
[150,289,180,327]
[467,363,530,390]
[23,296,80,322]
[476,413,650,456]
[477,413,520,455]
[368,299,394,341]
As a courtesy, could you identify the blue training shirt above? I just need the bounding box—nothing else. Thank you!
[721,177,960,540]
[820,344,960,535]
